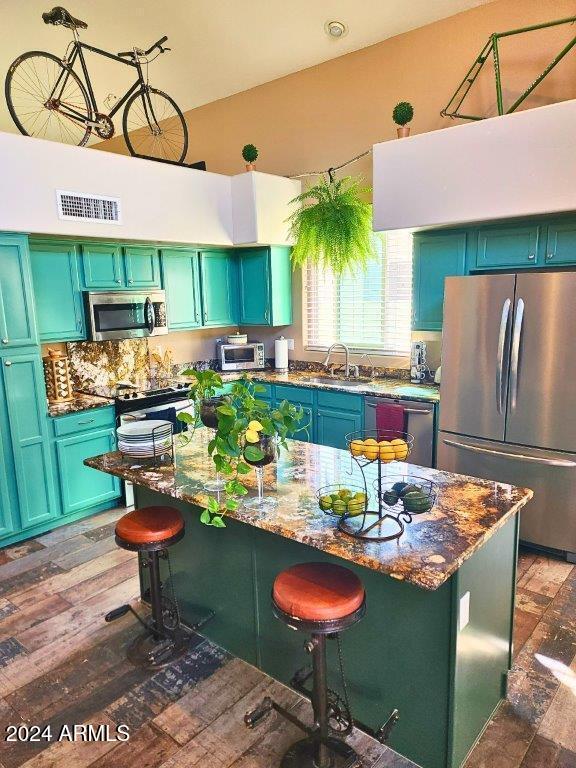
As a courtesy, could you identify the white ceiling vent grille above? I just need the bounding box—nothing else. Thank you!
[56,190,122,224]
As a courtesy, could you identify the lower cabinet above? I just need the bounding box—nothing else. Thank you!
[267,384,364,448]
[51,407,121,516]
[1,351,56,531]
[55,427,120,514]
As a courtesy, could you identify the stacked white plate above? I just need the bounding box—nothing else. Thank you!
[116,420,173,458]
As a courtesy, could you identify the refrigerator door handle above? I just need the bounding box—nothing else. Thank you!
[496,298,512,414]
[509,298,525,411]
[442,437,576,467]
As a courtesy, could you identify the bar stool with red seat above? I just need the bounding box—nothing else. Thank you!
[245,562,366,768]
[104,505,188,668]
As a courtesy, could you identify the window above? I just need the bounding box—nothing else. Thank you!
[304,230,413,356]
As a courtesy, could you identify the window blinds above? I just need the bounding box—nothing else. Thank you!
[304,230,413,356]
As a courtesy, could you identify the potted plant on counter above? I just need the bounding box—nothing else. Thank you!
[242,143,259,171]
[393,101,414,138]
[179,374,306,527]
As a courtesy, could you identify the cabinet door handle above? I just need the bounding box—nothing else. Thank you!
[1,338,8,344]
[76,317,82,331]
[116,279,122,284]
[546,253,554,261]
[4,360,12,366]
[527,254,536,261]
[128,279,134,284]
[77,418,95,425]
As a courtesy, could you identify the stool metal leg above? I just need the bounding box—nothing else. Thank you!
[312,634,331,768]
[148,550,165,639]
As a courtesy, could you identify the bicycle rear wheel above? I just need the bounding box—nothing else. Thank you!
[5,51,92,146]
[123,87,188,163]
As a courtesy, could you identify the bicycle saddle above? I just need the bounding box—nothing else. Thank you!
[42,7,88,30]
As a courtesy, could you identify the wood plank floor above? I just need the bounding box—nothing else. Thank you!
[0,508,574,768]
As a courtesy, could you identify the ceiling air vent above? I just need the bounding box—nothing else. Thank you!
[56,190,122,224]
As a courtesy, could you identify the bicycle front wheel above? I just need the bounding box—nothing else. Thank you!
[5,51,92,146]
[123,87,188,163]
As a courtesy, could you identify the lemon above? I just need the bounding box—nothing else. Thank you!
[349,439,364,457]
[248,420,264,432]
[244,429,260,444]
[362,438,379,459]
[378,440,396,462]
[391,438,409,460]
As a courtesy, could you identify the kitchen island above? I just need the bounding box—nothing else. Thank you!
[86,432,532,768]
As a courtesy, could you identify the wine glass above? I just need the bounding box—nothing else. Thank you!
[243,434,278,511]
[200,396,227,492]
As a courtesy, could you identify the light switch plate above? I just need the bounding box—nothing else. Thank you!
[286,338,295,350]
[459,591,470,631]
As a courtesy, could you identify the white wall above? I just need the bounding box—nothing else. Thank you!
[0,132,296,246]
[373,99,576,232]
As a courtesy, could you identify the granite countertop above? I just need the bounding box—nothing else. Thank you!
[220,370,440,403]
[47,393,113,418]
[85,431,532,591]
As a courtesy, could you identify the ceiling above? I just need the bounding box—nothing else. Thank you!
[0,0,490,135]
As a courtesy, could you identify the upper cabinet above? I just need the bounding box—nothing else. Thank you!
[412,232,467,331]
[162,249,202,331]
[474,224,541,270]
[0,233,37,348]
[199,250,239,327]
[81,243,124,288]
[30,240,85,342]
[123,246,161,288]
[238,247,292,326]
[544,220,576,265]
[81,243,161,290]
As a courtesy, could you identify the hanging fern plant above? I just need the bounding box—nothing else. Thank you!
[287,175,375,275]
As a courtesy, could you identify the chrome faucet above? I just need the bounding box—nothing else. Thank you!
[322,343,351,377]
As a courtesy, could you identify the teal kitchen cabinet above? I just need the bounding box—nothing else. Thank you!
[199,250,239,327]
[412,232,466,331]
[544,219,576,265]
[238,247,292,326]
[81,242,124,288]
[0,233,38,348]
[412,232,467,331]
[274,384,315,442]
[1,352,56,530]
[0,382,16,539]
[55,426,120,514]
[30,240,85,342]
[161,249,202,330]
[123,245,161,288]
[316,390,363,450]
[475,224,541,270]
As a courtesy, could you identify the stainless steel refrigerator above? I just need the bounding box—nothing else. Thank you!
[437,272,576,561]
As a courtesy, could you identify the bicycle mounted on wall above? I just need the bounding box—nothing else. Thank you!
[5,6,189,163]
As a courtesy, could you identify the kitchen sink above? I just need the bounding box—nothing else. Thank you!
[307,376,367,388]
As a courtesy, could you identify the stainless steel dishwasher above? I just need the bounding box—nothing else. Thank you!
[364,397,435,467]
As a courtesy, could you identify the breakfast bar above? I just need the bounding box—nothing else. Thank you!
[86,433,532,768]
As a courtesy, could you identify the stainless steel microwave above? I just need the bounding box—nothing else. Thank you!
[217,342,265,371]
[85,290,168,341]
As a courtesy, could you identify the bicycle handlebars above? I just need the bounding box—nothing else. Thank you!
[118,36,169,59]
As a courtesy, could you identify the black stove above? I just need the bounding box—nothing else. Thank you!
[78,381,191,415]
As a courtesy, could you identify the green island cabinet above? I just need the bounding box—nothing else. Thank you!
[51,407,121,516]
[29,240,85,342]
[238,247,293,326]
[161,248,202,331]
[199,250,239,326]
[0,233,38,348]
[81,242,161,289]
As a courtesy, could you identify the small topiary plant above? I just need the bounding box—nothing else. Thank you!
[242,143,259,164]
[392,102,414,126]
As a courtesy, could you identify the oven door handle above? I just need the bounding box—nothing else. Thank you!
[145,297,155,335]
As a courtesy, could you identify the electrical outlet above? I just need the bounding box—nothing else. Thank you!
[459,591,470,631]
[286,338,295,350]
